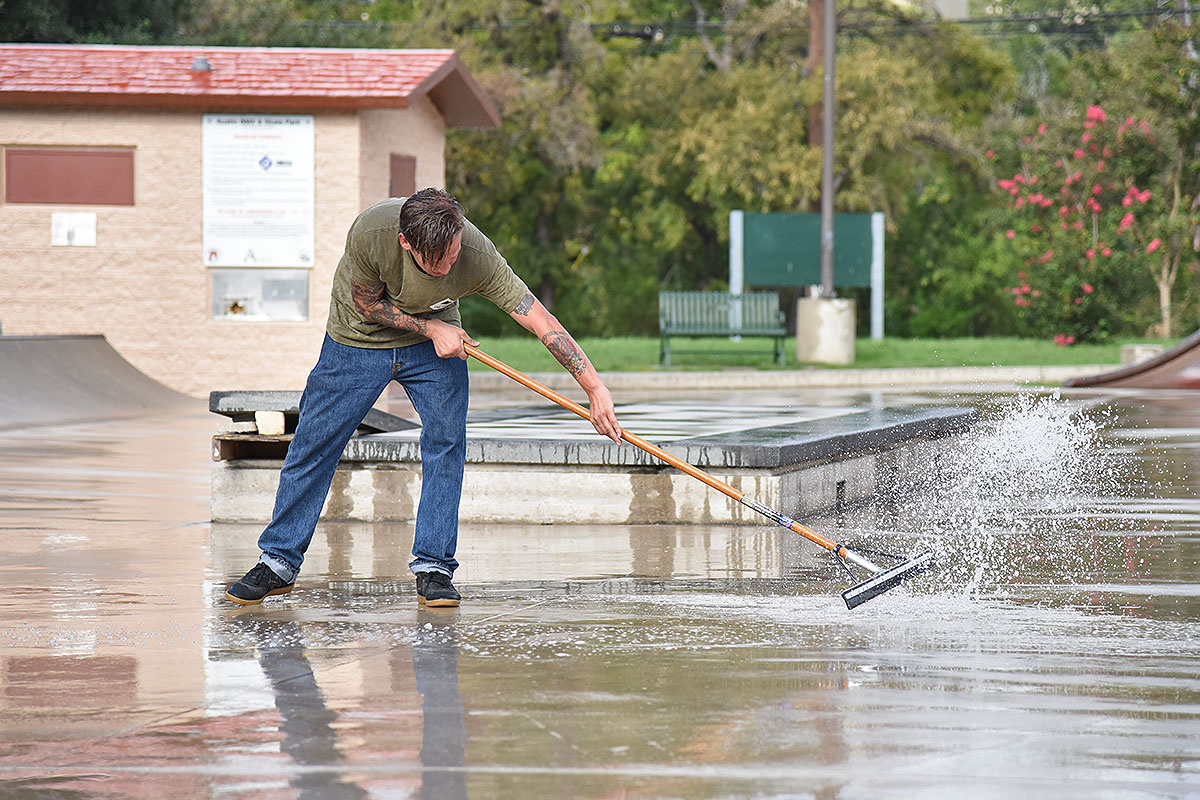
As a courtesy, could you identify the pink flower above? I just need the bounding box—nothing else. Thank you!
[998,179,1014,190]
[1119,212,1135,231]
[1017,271,1026,278]
[1031,224,1042,233]
[1032,289,1042,297]
[1096,160,1106,172]
[1138,190,1151,203]
[1039,249,1054,263]
[1055,159,1063,168]
[1006,230,1016,239]
[1082,283,1094,294]
[1087,249,1096,259]
[1086,105,1107,123]
[1092,184,1102,195]
[986,149,995,159]
[1123,196,1133,207]
[1147,238,1162,254]
[1075,297,1084,304]
[1074,149,1085,159]
[1082,132,1092,143]
[1059,206,1070,217]
[1102,247,1112,257]
[1037,123,1047,135]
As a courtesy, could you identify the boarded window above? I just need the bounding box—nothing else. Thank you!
[211,268,309,321]
[389,153,416,198]
[4,148,135,205]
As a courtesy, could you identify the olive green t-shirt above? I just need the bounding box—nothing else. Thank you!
[326,198,530,348]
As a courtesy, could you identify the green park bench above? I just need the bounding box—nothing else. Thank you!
[658,290,787,367]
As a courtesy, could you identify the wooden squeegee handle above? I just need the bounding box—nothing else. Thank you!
[464,344,843,555]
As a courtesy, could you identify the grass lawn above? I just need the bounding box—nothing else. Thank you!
[464,335,1181,374]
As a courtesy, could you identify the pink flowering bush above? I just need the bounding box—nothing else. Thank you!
[994,103,1171,342]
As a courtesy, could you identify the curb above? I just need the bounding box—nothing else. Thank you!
[467,364,1118,392]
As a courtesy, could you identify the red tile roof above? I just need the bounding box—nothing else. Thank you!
[0,43,499,127]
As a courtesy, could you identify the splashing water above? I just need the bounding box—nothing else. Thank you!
[872,392,1136,598]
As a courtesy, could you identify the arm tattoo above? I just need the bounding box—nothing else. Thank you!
[541,330,588,377]
[351,279,428,336]
[512,291,535,316]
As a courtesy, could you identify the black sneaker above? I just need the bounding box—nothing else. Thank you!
[225,562,295,606]
[416,571,461,607]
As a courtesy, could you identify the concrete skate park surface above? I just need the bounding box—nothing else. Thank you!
[1,385,1196,797]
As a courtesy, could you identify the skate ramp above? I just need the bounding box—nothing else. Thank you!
[1064,329,1200,389]
[0,334,196,430]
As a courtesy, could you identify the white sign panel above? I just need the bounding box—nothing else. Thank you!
[50,211,97,246]
[202,114,315,268]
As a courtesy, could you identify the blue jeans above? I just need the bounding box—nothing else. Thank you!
[257,335,468,582]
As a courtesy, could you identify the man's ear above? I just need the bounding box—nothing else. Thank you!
[397,232,413,253]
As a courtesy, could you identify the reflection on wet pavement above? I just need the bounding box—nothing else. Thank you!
[0,388,1198,797]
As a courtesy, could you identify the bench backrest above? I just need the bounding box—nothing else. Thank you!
[658,291,784,334]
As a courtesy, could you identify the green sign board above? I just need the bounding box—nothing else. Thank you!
[741,212,876,288]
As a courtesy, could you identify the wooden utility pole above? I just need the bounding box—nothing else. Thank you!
[808,0,823,150]
[810,0,836,297]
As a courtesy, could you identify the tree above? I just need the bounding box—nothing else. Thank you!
[994,102,1178,341]
[0,0,198,42]
[1078,22,1200,335]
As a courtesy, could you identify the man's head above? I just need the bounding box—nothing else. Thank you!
[398,188,465,276]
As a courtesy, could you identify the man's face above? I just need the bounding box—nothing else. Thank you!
[398,232,462,277]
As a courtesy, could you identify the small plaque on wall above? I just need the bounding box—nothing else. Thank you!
[50,211,97,246]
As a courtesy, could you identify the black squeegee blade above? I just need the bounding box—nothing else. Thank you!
[841,551,935,609]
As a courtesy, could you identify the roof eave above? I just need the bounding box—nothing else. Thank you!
[0,90,414,112]
[409,54,501,129]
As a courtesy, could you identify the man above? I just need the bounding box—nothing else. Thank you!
[226,188,622,608]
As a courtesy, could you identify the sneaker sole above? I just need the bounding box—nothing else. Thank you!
[418,594,460,608]
[224,584,294,606]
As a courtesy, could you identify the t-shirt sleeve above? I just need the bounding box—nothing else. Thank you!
[476,260,531,314]
[462,223,530,313]
[346,223,384,287]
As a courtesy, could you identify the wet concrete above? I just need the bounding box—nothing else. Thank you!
[1,387,1198,798]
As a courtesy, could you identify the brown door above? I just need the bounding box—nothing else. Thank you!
[389,154,416,198]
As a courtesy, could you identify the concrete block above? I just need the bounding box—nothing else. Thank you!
[1121,344,1164,365]
[796,297,856,365]
[254,410,286,436]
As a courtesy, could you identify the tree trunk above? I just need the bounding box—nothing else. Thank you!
[1157,275,1172,338]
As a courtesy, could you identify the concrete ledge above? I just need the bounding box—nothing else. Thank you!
[211,404,974,525]
[211,434,964,525]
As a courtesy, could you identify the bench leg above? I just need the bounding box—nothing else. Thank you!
[775,337,785,367]
[660,335,671,367]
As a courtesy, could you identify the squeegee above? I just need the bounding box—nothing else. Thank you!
[466,344,934,609]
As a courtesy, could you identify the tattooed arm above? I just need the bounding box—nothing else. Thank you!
[509,291,622,443]
[352,279,476,359]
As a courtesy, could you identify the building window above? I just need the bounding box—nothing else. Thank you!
[211,268,309,321]
[3,147,135,205]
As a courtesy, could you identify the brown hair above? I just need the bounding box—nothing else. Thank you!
[398,188,466,266]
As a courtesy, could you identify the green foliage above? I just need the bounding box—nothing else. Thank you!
[0,0,198,42]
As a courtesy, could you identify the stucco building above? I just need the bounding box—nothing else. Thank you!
[0,43,499,396]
